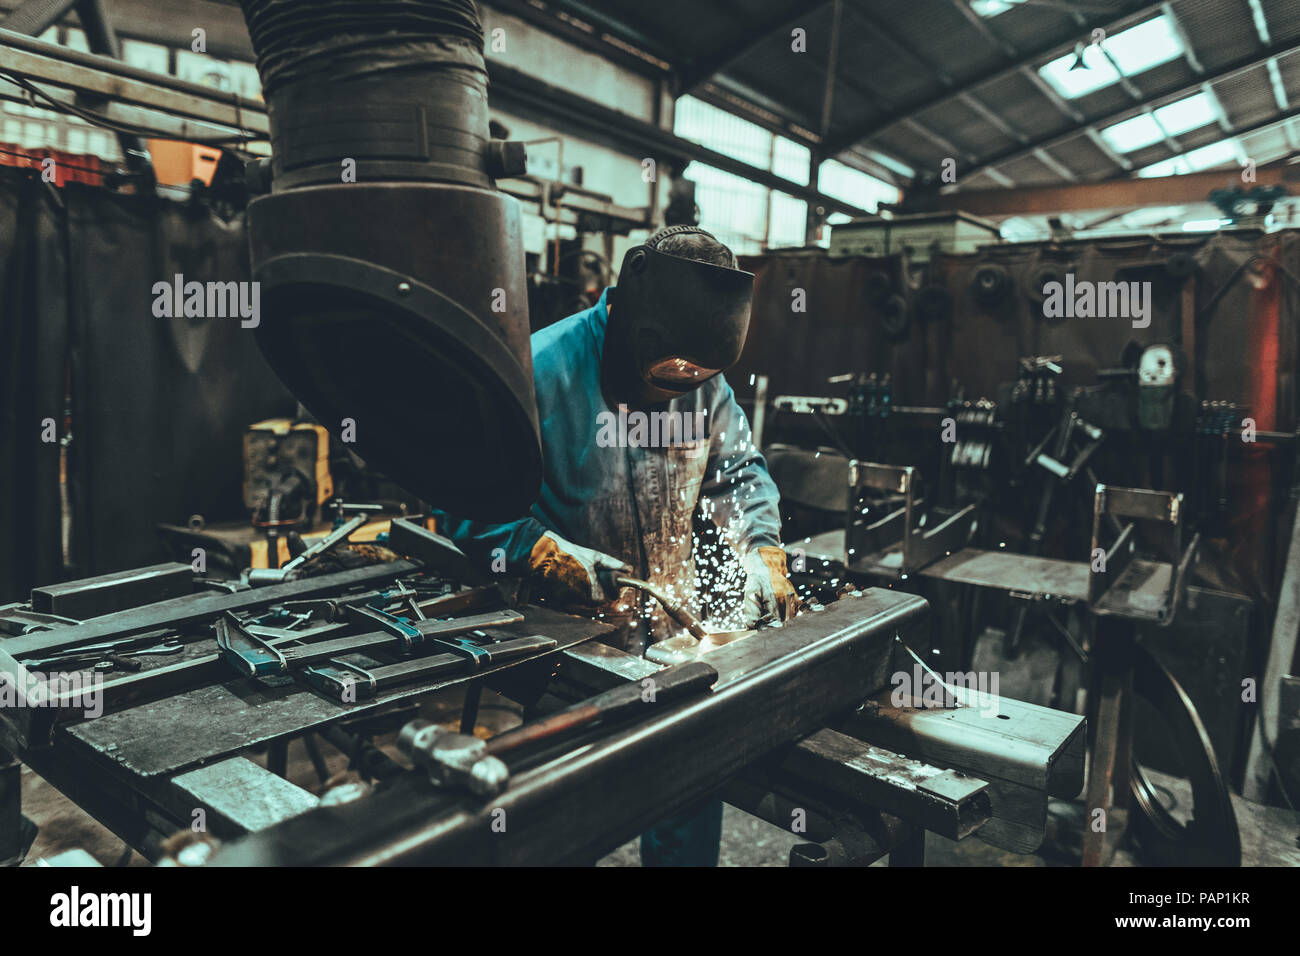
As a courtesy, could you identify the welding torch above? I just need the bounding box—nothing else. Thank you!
[598,572,712,640]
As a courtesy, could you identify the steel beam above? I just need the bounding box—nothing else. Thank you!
[0,27,269,135]
[924,162,1300,216]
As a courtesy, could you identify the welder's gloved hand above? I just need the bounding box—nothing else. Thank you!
[528,533,631,606]
[742,546,801,626]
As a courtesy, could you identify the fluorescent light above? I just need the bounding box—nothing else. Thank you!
[1182,218,1227,231]
[1153,92,1216,137]
[1101,114,1166,153]
[971,0,1015,16]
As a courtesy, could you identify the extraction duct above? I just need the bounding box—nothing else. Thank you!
[239,0,540,520]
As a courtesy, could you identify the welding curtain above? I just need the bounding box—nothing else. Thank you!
[0,168,295,602]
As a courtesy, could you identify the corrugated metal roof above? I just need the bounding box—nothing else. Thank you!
[523,0,1300,195]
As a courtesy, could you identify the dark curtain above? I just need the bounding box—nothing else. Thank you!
[0,168,296,602]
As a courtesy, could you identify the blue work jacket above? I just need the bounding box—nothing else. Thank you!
[435,287,782,645]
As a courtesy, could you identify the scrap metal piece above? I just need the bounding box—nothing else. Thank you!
[172,756,319,837]
[843,688,1086,853]
[385,519,472,580]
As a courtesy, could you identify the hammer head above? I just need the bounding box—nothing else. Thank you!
[399,720,509,797]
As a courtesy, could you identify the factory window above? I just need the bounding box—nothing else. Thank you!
[1153,92,1218,137]
[688,163,769,255]
[674,96,772,170]
[769,192,808,248]
[122,39,171,75]
[818,159,901,214]
[674,96,820,249]
[1039,14,1182,100]
[1100,92,1220,154]
[772,137,811,184]
[1101,114,1166,154]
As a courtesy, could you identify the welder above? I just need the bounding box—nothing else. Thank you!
[436,225,799,865]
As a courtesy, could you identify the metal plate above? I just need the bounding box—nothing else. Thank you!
[63,606,609,778]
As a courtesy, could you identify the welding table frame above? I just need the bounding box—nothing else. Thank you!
[802,522,1236,866]
[206,589,1083,867]
[3,572,1082,867]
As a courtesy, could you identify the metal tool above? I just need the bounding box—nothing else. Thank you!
[304,633,556,704]
[21,636,186,671]
[600,573,711,640]
[397,660,718,796]
[245,513,370,586]
[215,608,524,678]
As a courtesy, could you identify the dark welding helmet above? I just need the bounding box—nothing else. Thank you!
[605,228,754,401]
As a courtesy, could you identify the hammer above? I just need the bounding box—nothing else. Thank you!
[399,660,718,796]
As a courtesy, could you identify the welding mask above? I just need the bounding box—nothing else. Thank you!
[1136,344,1178,430]
[604,235,754,406]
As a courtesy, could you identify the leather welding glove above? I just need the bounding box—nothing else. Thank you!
[741,546,801,627]
[528,532,631,606]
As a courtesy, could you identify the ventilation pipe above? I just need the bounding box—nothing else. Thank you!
[239,0,539,520]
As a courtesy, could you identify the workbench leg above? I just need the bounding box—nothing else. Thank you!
[1082,622,1134,867]
[888,826,925,867]
[460,683,483,736]
[1112,664,1135,810]
[267,739,288,779]
[0,748,36,866]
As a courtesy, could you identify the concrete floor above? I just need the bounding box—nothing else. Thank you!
[15,684,1300,867]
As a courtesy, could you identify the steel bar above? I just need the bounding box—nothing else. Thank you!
[768,728,990,841]
[30,562,193,620]
[0,26,269,134]
[0,561,416,658]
